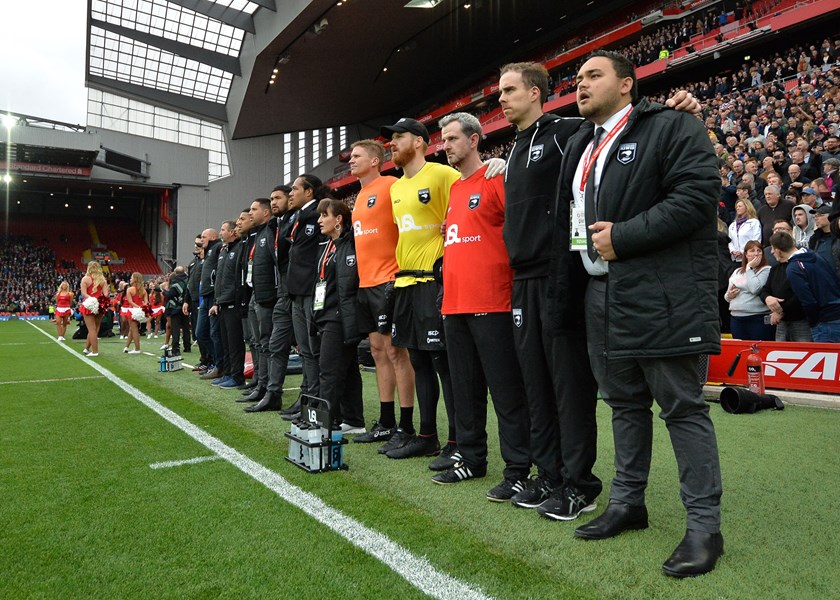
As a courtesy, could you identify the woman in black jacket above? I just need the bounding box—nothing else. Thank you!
[313,198,366,434]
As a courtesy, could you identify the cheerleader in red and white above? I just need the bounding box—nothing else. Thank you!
[116,281,131,338]
[123,272,149,355]
[148,284,165,339]
[79,261,109,357]
[54,281,74,341]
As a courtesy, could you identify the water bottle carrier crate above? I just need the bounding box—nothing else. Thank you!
[284,395,348,473]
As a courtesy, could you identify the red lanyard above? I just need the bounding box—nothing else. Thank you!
[579,108,632,193]
[319,239,336,280]
[290,221,300,242]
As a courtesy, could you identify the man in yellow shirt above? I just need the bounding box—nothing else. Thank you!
[378,118,460,466]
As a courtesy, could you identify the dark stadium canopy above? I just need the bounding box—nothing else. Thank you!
[86,0,639,139]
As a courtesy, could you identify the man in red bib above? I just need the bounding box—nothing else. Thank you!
[431,112,531,501]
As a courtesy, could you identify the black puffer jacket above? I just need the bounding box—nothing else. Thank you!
[313,229,361,345]
[550,98,721,358]
[288,201,327,297]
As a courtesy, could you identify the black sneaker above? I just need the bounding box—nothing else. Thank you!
[378,428,414,455]
[353,421,396,444]
[486,477,530,503]
[431,461,487,485]
[428,442,461,471]
[510,475,555,509]
[386,434,440,459]
[537,485,598,521]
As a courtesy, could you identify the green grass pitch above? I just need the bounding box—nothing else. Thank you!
[1,320,838,599]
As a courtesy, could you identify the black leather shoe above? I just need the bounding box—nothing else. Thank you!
[238,387,265,403]
[241,380,259,392]
[662,529,724,578]
[574,502,648,540]
[244,393,282,413]
[279,398,302,416]
[280,410,301,422]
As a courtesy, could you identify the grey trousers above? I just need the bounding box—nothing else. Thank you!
[251,297,274,390]
[586,278,722,533]
[291,295,320,398]
[267,275,293,396]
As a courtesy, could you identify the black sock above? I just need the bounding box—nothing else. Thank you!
[399,406,415,434]
[379,401,396,428]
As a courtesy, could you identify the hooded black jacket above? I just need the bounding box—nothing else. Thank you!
[214,237,242,306]
[186,256,202,305]
[199,239,222,301]
[250,220,279,306]
[502,113,583,279]
[550,98,721,358]
[288,201,327,297]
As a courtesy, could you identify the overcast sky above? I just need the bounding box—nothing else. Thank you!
[0,1,88,125]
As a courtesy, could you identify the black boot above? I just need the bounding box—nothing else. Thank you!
[279,397,302,416]
[237,387,266,403]
[244,393,282,412]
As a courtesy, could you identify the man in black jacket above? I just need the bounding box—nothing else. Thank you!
[284,174,328,414]
[196,229,223,380]
[210,220,246,389]
[498,61,599,511]
[244,198,282,412]
[184,235,209,369]
[235,209,260,393]
[164,266,190,355]
[268,185,302,417]
[560,51,723,578]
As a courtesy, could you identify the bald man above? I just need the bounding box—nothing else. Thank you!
[196,228,224,380]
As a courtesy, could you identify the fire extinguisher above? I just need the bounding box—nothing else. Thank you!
[726,344,765,394]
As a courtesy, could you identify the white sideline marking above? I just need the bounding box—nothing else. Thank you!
[26,321,492,600]
[142,352,156,357]
[149,455,221,470]
[0,375,105,386]
[0,341,55,346]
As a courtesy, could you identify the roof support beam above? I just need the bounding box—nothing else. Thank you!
[249,0,276,9]
[91,19,242,75]
[166,0,256,33]
[87,75,229,123]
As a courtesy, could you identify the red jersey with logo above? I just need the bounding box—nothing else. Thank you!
[442,165,512,315]
[352,175,400,288]
[56,292,72,308]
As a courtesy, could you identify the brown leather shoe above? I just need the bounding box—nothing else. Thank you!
[199,367,220,380]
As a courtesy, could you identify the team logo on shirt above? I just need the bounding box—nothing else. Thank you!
[346,254,356,267]
[259,239,266,247]
[512,308,523,328]
[617,143,637,164]
[305,224,315,236]
[530,144,544,162]
[229,252,236,260]
[367,195,377,208]
[468,194,480,210]
[418,188,431,204]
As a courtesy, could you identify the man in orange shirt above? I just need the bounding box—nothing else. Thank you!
[348,140,417,444]
[431,112,531,500]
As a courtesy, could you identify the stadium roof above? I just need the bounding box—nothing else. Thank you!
[86,0,639,138]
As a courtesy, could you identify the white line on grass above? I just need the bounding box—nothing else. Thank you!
[26,321,493,600]
[0,376,106,385]
[0,341,55,346]
[149,455,221,469]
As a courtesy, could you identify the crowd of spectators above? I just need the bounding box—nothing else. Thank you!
[0,236,68,315]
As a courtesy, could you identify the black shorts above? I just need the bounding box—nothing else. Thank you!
[357,282,395,335]
[392,281,445,351]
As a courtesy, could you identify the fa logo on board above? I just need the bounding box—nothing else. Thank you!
[468,194,480,210]
[418,188,431,204]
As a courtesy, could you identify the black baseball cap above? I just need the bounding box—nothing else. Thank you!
[810,205,832,215]
[380,118,430,144]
